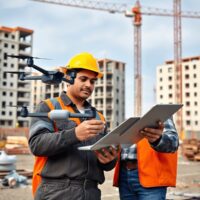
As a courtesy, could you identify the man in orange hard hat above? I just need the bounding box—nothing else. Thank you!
[29,52,119,200]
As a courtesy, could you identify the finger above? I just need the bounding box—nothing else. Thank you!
[107,146,118,156]
[89,124,104,131]
[87,120,104,125]
[110,148,118,156]
[141,131,160,139]
[95,151,109,163]
[88,129,103,135]
[87,133,98,139]
[101,148,113,159]
[158,121,164,129]
[143,128,162,136]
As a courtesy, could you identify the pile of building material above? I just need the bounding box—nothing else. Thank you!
[5,136,30,155]
[0,134,6,149]
[0,128,30,155]
[181,138,200,161]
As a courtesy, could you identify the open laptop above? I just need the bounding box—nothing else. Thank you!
[78,104,183,151]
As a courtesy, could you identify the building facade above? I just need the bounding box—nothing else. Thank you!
[156,56,200,138]
[32,59,126,131]
[0,26,33,127]
[90,59,125,131]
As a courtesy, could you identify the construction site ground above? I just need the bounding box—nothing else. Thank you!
[0,152,200,200]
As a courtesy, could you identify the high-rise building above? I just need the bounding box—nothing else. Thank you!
[156,56,200,138]
[32,59,126,131]
[90,58,125,131]
[0,26,33,127]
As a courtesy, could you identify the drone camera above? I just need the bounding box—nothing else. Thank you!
[27,57,34,67]
[20,107,29,117]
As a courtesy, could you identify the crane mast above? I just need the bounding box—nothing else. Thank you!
[32,0,200,127]
[174,0,183,133]
[132,1,142,116]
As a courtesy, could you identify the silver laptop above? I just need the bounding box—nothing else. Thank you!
[78,104,183,151]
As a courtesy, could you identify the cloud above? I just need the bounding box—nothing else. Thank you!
[0,0,29,9]
[1,0,200,118]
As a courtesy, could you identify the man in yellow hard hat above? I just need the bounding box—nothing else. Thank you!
[29,52,118,200]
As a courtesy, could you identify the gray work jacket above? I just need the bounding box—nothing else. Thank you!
[29,91,116,184]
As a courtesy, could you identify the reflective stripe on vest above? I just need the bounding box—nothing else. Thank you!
[32,97,104,196]
[113,138,177,187]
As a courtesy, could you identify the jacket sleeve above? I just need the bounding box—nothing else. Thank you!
[150,117,179,153]
[29,101,79,157]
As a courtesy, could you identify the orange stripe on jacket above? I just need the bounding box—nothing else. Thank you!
[32,98,58,196]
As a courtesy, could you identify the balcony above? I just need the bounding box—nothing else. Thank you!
[95,93,103,98]
[106,92,112,97]
[19,37,32,46]
[96,105,103,110]
[19,50,31,56]
[19,41,31,48]
[107,80,112,85]
[17,83,30,91]
[106,104,112,110]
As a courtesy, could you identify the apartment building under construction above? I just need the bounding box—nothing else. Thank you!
[32,59,125,131]
[156,56,200,138]
[0,26,33,127]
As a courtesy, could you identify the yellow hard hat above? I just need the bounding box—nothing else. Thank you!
[66,52,103,78]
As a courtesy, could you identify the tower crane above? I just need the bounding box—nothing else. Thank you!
[32,0,200,127]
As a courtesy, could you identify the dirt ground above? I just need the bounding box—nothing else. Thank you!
[0,152,200,200]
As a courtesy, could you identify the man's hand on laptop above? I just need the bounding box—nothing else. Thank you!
[140,121,164,143]
[95,146,119,164]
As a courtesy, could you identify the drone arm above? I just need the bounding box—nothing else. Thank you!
[20,107,48,118]
[23,76,43,80]
[28,113,48,117]
[69,112,94,119]
[32,64,49,75]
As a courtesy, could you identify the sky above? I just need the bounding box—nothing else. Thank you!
[1,0,200,118]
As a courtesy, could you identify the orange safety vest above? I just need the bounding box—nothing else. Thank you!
[113,138,178,188]
[32,97,105,196]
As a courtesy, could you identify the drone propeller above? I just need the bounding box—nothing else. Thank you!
[6,105,32,109]
[6,54,51,60]
[4,71,31,81]
[4,71,31,75]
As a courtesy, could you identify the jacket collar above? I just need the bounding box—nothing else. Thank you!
[60,91,91,108]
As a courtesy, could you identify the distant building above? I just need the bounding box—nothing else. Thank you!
[90,58,125,131]
[156,56,200,138]
[32,59,126,131]
[0,26,33,127]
